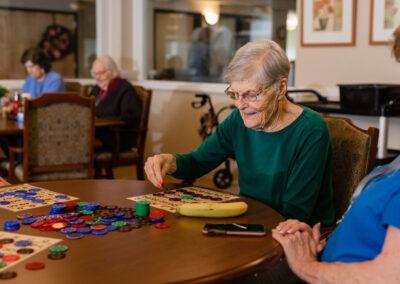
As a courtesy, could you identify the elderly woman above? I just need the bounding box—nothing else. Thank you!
[21,48,65,98]
[90,55,142,151]
[145,39,334,227]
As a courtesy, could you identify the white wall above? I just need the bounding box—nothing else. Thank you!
[294,0,400,153]
[295,0,400,87]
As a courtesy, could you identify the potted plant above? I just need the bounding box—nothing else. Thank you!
[0,85,8,98]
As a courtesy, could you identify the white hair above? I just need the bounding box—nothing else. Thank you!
[93,55,120,79]
[224,39,290,88]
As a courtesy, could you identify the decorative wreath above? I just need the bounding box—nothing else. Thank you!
[38,24,73,61]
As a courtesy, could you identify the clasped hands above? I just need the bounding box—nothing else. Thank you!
[272,219,323,278]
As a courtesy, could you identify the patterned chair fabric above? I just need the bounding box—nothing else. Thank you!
[7,93,95,183]
[28,103,91,167]
[324,117,378,221]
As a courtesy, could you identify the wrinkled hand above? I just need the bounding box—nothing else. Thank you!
[272,223,322,278]
[275,219,313,235]
[144,154,177,189]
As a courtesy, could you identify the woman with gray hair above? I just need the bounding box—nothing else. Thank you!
[145,39,334,227]
[90,55,142,151]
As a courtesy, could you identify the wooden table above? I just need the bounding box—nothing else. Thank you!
[0,180,284,284]
[0,117,125,136]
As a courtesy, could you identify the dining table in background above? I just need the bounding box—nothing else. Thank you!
[0,116,125,136]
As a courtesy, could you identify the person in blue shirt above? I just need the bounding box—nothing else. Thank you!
[20,48,65,98]
[272,155,400,283]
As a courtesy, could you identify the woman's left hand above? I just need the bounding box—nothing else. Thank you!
[275,219,314,235]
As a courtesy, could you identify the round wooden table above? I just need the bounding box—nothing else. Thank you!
[0,180,284,283]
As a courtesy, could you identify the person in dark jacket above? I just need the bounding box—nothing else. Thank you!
[90,55,142,152]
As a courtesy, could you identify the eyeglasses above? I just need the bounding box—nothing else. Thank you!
[90,69,107,77]
[224,85,268,102]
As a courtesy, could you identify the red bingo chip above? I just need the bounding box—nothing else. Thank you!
[154,222,170,229]
[80,216,96,222]
[149,210,164,220]
[51,222,68,230]
[2,255,20,262]
[90,225,106,230]
[25,262,45,270]
[30,221,46,228]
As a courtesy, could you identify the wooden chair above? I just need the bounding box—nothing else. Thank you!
[8,93,95,183]
[324,116,379,222]
[94,86,152,180]
[65,81,91,97]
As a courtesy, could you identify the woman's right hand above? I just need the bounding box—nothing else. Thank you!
[144,154,177,189]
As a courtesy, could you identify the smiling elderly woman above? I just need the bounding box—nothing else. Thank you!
[90,55,142,152]
[145,39,334,227]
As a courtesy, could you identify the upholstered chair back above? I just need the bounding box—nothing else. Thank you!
[133,86,152,150]
[324,116,379,221]
[20,93,95,182]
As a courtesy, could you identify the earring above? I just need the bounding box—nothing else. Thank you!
[41,68,45,75]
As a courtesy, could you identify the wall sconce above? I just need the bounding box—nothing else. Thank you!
[203,10,219,25]
[286,11,298,31]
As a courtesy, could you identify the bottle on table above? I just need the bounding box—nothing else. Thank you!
[12,91,21,120]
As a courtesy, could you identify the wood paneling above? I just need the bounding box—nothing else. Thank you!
[0,9,75,79]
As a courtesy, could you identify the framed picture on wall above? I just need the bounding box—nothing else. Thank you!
[370,0,400,45]
[301,0,357,46]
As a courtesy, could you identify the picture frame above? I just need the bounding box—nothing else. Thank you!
[370,0,400,45]
[301,0,357,46]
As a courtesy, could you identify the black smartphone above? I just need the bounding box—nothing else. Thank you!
[202,223,266,236]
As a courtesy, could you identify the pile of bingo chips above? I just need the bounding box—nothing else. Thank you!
[3,201,171,240]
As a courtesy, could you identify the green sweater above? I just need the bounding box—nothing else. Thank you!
[173,107,335,226]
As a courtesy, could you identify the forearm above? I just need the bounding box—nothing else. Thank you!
[172,152,223,180]
[301,260,385,284]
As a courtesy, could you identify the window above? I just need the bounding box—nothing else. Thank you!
[0,0,95,79]
[147,0,297,84]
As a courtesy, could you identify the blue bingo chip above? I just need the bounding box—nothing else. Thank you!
[61,227,77,234]
[14,240,32,247]
[66,233,83,240]
[21,218,37,225]
[91,229,108,235]
[76,227,92,234]
[3,220,20,230]
[55,195,68,199]
[106,225,117,231]
[29,188,41,192]
[69,219,84,225]
[0,201,11,206]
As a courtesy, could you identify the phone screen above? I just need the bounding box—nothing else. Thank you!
[202,223,266,236]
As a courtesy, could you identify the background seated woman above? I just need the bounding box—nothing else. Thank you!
[21,48,65,98]
[90,55,142,152]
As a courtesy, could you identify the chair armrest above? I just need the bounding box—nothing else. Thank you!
[8,146,23,181]
[9,146,23,153]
